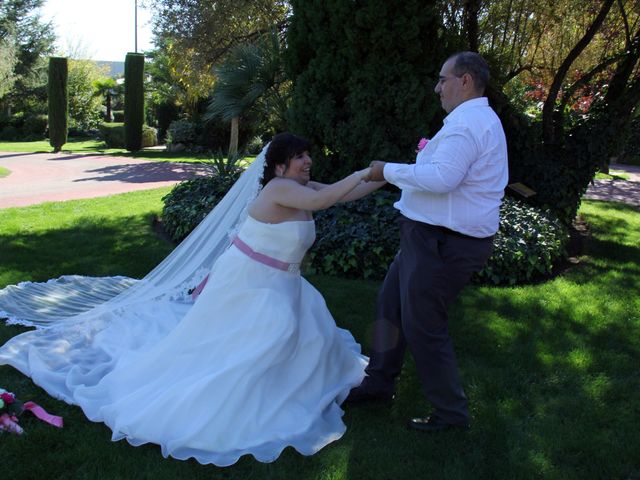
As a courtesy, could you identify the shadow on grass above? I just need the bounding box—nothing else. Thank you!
[70,161,217,184]
[338,204,640,479]
[1,201,638,479]
[0,214,174,288]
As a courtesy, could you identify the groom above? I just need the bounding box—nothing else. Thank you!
[347,51,508,432]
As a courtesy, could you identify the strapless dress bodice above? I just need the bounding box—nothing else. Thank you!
[235,215,316,265]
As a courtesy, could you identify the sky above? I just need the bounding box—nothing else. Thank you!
[39,0,154,62]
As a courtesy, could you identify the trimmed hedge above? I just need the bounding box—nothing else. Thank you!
[124,53,145,151]
[161,172,242,242]
[98,123,157,149]
[48,57,68,152]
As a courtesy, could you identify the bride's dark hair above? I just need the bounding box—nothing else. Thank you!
[262,132,311,186]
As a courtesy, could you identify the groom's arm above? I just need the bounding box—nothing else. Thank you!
[308,180,386,202]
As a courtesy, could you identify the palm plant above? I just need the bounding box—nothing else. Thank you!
[92,77,118,122]
[205,30,290,159]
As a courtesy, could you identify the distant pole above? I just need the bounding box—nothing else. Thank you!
[134,0,138,53]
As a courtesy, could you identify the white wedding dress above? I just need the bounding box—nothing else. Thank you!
[0,151,367,466]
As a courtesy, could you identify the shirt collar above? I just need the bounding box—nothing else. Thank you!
[443,97,489,124]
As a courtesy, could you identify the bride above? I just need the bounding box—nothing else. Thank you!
[0,132,385,466]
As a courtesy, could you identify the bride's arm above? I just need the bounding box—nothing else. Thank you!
[268,169,370,211]
[308,180,387,202]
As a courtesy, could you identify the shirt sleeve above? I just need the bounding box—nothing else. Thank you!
[384,128,477,194]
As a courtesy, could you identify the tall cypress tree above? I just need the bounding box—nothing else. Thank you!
[124,52,145,151]
[48,56,68,153]
[286,0,448,182]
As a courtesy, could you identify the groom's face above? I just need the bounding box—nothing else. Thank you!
[435,58,464,114]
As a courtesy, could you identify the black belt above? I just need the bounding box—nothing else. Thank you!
[437,225,481,240]
[401,215,494,241]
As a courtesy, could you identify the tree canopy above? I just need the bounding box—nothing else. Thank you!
[0,0,55,112]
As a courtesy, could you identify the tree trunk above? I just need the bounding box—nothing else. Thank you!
[541,0,614,148]
[229,116,239,159]
[463,0,481,52]
[105,92,112,122]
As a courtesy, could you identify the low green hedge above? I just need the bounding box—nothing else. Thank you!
[310,194,567,285]
[161,172,242,242]
[160,181,568,285]
[98,123,157,148]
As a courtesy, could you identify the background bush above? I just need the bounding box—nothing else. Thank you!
[472,196,568,285]
[47,56,68,152]
[124,52,145,151]
[23,114,48,137]
[161,172,242,242]
[113,110,125,122]
[286,0,449,182]
[308,191,401,279]
[141,125,158,148]
[167,119,197,145]
[98,122,125,148]
[312,193,567,285]
[0,125,19,140]
[161,179,568,285]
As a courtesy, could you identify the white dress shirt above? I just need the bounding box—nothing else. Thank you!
[383,97,508,238]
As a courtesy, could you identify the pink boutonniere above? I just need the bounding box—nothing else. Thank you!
[416,137,429,153]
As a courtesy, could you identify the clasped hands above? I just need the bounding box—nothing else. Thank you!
[360,161,386,182]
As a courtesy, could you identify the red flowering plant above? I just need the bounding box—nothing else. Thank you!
[0,388,25,435]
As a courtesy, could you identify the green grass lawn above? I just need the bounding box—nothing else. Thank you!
[1,194,639,479]
[594,171,631,181]
[0,166,10,178]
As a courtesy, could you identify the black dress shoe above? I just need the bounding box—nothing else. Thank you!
[407,415,470,433]
[343,386,394,405]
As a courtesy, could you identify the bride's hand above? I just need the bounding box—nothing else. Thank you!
[357,167,372,181]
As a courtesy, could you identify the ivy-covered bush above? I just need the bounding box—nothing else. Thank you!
[160,181,568,285]
[161,172,242,242]
[308,191,400,279]
[310,193,567,285]
[473,196,568,285]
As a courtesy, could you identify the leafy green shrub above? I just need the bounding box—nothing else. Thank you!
[98,122,125,148]
[161,172,242,242]
[167,120,197,145]
[113,110,124,122]
[473,196,568,285]
[286,0,447,182]
[141,124,157,148]
[245,136,264,155]
[308,191,400,279]
[23,114,48,137]
[310,192,567,285]
[0,125,19,140]
[161,181,568,285]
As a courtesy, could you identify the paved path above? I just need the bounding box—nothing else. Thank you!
[0,151,638,209]
[583,163,640,208]
[0,151,217,209]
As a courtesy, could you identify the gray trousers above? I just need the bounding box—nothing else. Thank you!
[364,216,494,424]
